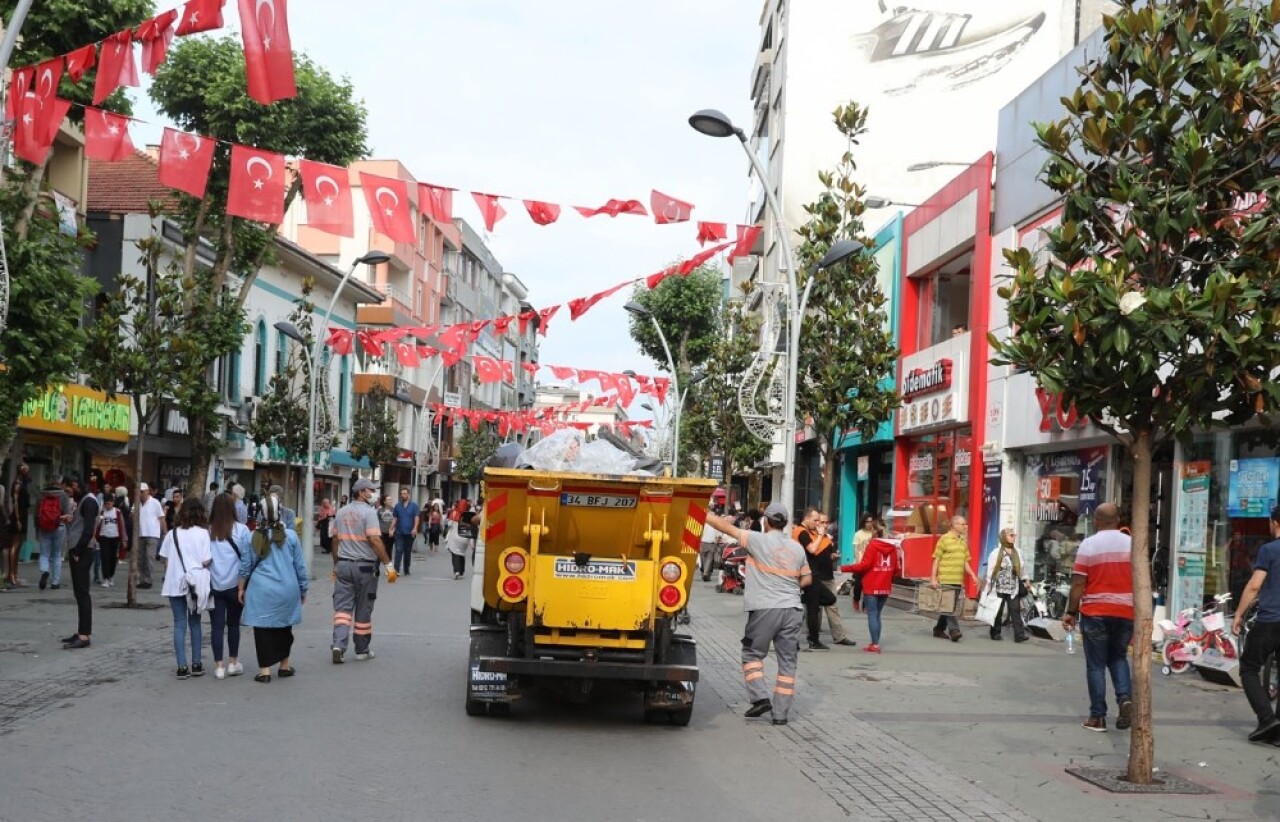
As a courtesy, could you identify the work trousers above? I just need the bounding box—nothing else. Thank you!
[332,560,379,654]
[69,547,92,636]
[137,537,158,586]
[806,579,849,643]
[741,607,804,721]
[699,543,720,581]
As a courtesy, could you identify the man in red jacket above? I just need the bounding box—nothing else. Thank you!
[843,527,900,653]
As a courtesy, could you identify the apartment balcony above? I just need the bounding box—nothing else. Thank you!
[353,373,425,405]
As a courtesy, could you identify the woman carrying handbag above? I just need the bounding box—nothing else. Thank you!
[982,528,1030,643]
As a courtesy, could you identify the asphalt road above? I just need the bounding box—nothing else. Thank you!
[0,549,849,822]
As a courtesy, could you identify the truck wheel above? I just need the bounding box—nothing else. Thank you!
[667,641,696,726]
[667,705,693,726]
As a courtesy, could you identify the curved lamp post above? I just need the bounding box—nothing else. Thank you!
[280,249,391,579]
[625,301,683,477]
[690,107,866,511]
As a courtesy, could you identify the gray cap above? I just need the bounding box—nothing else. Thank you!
[763,502,789,523]
[352,479,377,494]
[269,484,284,496]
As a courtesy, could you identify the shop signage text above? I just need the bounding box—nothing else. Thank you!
[19,384,131,443]
[902,359,952,399]
[1035,388,1089,433]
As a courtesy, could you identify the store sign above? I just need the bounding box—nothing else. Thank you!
[896,338,968,435]
[1228,458,1280,518]
[1035,388,1088,433]
[1004,373,1102,448]
[18,384,131,443]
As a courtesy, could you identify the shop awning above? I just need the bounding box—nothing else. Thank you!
[328,449,371,469]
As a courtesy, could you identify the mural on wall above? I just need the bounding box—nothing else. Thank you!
[856,1,1049,94]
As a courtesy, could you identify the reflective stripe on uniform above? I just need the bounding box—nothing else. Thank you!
[745,557,806,578]
[353,621,372,636]
[774,686,795,696]
[333,612,353,625]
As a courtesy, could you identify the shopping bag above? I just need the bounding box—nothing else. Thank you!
[975,591,1001,627]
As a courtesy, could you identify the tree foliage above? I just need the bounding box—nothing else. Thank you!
[348,384,400,470]
[147,36,369,486]
[627,266,723,378]
[454,426,500,484]
[794,103,901,513]
[990,0,1280,783]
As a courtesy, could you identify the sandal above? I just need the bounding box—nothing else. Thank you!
[278,666,296,678]
[253,673,272,683]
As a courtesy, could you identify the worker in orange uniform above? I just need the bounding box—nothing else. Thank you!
[330,479,396,664]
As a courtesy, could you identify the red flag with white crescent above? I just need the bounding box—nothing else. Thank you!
[238,0,297,104]
[176,0,225,35]
[574,199,647,218]
[93,30,139,105]
[395,342,420,367]
[325,329,353,356]
[355,330,383,357]
[523,200,561,226]
[650,189,693,224]
[158,127,215,197]
[360,172,415,243]
[299,160,353,237]
[84,107,135,162]
[420,184,454,224]
[64,45,97,82]
[696,221,728,246]
[536,305,559,337]
[136,10,178,75]
[730,224,762,263]
[226,145,286,223]
[472,192,507,232]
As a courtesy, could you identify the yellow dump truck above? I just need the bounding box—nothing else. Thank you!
[466,467,717,724]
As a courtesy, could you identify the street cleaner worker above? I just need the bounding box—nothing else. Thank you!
[330,479,397,664]
[705,502,811,726]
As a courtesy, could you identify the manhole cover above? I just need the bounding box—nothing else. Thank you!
[1065,766,1215,795]
[840,669,977,687]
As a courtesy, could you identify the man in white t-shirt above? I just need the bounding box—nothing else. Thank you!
[135,483,166,589]
[699,512,724,583]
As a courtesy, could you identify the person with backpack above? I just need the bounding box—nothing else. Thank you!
[62,476,99,649]
[35,477,73,591]
[445,510,477,580]
[208,492,250,680]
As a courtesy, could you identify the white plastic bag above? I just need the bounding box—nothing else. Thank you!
[975,590,1001,627]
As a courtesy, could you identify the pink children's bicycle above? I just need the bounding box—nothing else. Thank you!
[1158,592,1238,675]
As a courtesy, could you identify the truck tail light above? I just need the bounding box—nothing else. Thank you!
[504,552,526,574]
[498,548,529,603]
[659,584,682,609]
[660,560,683,583]
[502,575,525,600]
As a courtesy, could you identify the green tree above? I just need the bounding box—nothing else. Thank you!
[627,266,723,380]
[148,36,369,490]
[348,384,400,473]
[991,0,1280,783]
[454,427,500,484]
[794,103,901,515]
[0,0,151,460]
[682,304,770,484]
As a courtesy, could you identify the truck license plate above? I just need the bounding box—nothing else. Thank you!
[560,493,637,508]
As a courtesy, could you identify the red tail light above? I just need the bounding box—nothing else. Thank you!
[502,576,525,599]
[659,584,682,608]
[504,552,526,574]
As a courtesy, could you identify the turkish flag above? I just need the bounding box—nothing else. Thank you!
[491,316,514,335]
[440,348,463,367]
[517,311,536,336]
[355,330,383,357]
[680,241,733,275]
[500,360,515,383]
[64,45,97,82]
[521,362,539,376]
[473,356,502,384]
[5,66,31,125]
[420,184,454,224]
[523,200,561,226]
[395,342,420,367]
[567,281,629,321]
[238,0,297,104]
[418,346,438,360]
[14,97,69,165]
[226,144,286,223]
[93,30,139,105]
[548,365,575,381]
[437,323,469,353]
[176,0,224,35]
[325,329,353,356]
[471,192,506,232]
[359,172,415,244]
[616,377,636,408]
[298,160,353,237]
[651,189,694,224]
[536,305,559,337]
[373,328,410,344]
[730,224,762,263]
[136,10,178,75]
[158,127,215,197]
[30,58,64,144]
[598,372,621,393]
[697,221,728,246]
[646,264,678,290]
[653,377,671,405]
[574,199,647,218]
[467,320,490,342]
[84,107,135,162]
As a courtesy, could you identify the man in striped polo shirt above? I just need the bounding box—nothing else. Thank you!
[1062,503,1133,732]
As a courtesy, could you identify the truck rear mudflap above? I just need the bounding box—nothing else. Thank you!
[477,656,699,683]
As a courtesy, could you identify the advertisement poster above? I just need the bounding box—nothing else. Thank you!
[979,458,1002,576]
[1177,555,1206,615]
[1171,461,1212,616]
[1077,446,1108,519]
[1227,457,1280,518]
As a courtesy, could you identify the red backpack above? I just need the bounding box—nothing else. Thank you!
[37,494,62,531]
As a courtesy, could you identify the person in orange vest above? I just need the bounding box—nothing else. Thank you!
[794,509,856,650]
[705,503,812,726]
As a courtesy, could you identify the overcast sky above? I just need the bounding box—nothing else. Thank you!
[131,1,761,407]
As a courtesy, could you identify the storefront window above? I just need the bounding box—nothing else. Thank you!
[899,428,972,534]
[1017,446,1110,582]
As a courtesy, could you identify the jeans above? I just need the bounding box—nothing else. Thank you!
[1080,614,1133,718]
[209,587,243,663]
[37,527,64,585]
[1240,620,1280,725]
[394,533,414,574]
[864,594,888,645]
[168,596,203,668]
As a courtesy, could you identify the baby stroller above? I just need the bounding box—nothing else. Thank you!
[717,544,747,595]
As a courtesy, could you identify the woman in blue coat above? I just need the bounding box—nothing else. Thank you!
[238,494,308,683]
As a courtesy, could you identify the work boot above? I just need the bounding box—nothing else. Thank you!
[1248,716,1280,742]
[744,699,772,718]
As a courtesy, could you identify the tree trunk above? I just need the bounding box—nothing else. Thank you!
[13,156,50,240]
[819,437,838,518]
[1126,428,1156,783]
[189,415,211,506]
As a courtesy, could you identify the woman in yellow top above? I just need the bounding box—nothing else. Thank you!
[930,515,980,642]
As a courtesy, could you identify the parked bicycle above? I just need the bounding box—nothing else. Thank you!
[1159,592,1238,675]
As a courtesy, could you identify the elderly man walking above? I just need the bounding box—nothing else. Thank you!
[705,503,812,726]
[930,515,980,641]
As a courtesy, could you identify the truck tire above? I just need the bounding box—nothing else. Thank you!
[665,641,697,726]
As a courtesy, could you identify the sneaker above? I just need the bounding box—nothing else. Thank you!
[176,666,190,680]
[39,571,49,590]
[1116,699,1133,731]
[99,580,111,588]
[227,661,244,676]
[50,584,60,590]
[834,638,858,647]
[862,644,881,653]
[771,718,788,726]
[214,666,226,680]
[743,699,772,718]
[454,573,462,580]
[191,663,205,677]
[1083,716,1107,732]
[808,641,831,651]
[331,647,345,665]
[1248,716,1280,742]
[354,650,376,661]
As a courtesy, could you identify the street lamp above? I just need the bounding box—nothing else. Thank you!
[296,249,391,579]
[865,196,922,209]
[274,320,312,519]
[691,108,867,511]
[625,300,684,477]
[907,161,970,172]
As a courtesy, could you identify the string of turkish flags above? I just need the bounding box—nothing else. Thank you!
[432,399,656,438]
[469,359,672,407]
[323,239,740,367]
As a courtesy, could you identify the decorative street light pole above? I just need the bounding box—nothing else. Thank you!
[625,301,683,477]
[278,250,390,579]
[689,108,864,511]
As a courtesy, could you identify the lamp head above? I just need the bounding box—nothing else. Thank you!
[357,249,392,266]
[816,239,866,270]
[864,196,892,209]
[273,321,305,344]
[623,301,652,318]
[622,369,638,378]
[688,109,742,140]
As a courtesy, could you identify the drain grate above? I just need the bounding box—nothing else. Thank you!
[1065,766,1216,795]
